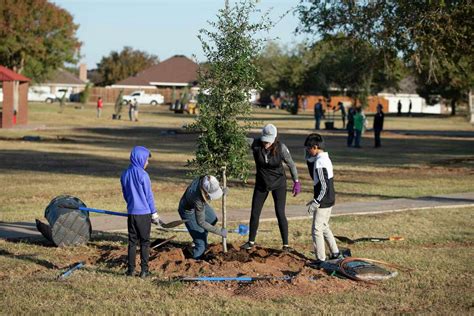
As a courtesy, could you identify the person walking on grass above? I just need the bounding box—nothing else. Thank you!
[304,133,340,266]
[96,97,103,118]
[241,124,300,251]
[121,146,160,278]
[373,104,385,148]
[178,175,227,259]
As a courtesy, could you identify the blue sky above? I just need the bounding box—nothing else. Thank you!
[52,0,307,69]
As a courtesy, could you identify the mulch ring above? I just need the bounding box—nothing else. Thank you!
[97,240,362,300]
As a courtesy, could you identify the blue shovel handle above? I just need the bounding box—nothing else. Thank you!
[78,206,128,217]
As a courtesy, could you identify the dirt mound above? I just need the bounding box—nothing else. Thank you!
[98,239,359,299]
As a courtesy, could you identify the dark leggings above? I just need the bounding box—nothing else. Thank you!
[249,184,288,245]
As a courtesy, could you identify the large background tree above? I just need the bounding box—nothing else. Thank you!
[96,46,159,86]
[257,42,308,112]
[188,0,270,251]
[0,0,81,82]
[296,1,474,115]
[304,35,405,105]
[257,37,405,109]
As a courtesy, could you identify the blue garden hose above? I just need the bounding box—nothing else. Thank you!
[179,275,292,282]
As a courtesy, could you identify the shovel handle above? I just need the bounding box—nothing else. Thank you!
[78,207,128,217]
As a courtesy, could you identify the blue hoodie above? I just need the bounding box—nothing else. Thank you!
[120,146,157,215]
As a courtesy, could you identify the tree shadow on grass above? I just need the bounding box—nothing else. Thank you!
[0,248,59,269]
[0,149,190,181]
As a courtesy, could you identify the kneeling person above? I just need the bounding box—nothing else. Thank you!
[178,175,227,259]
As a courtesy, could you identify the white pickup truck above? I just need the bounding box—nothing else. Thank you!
[123,91,164,105]
[0,87,60,103]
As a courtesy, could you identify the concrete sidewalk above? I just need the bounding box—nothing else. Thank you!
[1,192,473,240]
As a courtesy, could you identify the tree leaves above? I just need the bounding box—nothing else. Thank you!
[0,0,81,82]
[188,0,270,181]
[96,46,159,86]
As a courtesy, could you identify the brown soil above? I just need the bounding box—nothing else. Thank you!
[96,240,360,300]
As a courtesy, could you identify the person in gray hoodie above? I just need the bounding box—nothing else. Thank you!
[178,175,227,259]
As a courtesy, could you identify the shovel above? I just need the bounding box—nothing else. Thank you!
[62,205,187,228]
[334,235,404,244]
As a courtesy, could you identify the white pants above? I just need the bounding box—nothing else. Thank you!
[312,207,339,261]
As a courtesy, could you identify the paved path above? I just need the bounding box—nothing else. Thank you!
[1,192,473,240]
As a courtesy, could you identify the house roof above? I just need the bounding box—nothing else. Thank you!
[115,55,199,87]
[43,69,85,85]
[0,66,30,82]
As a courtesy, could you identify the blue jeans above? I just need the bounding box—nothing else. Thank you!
[178,203,218,259]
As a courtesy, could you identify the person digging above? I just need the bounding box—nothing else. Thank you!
[178,175,228,259]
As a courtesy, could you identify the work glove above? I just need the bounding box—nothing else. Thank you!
[222,187,229,196]
[221,228,228,238]
[151,213,161,226]
[292,181,301,196]
[306,199,320,215]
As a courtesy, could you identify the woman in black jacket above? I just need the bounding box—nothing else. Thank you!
[241,124,300,251]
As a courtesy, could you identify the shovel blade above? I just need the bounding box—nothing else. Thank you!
[160,219,187,228]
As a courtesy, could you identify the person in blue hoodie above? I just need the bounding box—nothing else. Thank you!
[121,146,160,278]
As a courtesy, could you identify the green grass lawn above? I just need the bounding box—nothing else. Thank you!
[0,102,473,221]
[0,103,473,313]
[1,207,472,314]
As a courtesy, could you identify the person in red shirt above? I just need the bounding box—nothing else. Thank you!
[97,97,103,118]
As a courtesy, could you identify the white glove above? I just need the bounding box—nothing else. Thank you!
[151,213,160,225]
[306,199,320,215]
[222,187,229,196]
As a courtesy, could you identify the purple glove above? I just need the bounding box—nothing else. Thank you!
[292,181,301,196]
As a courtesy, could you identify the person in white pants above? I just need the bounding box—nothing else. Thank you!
[304,133,340,265]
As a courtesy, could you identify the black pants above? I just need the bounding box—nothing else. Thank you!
[249,184,288,245]
[127,214,151,272]
[374,129,382,147]
[347,125,355,147]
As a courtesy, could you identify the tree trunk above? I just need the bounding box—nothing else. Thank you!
[221,166,227,253]
[469,90,474,124]
[451,99,456,116]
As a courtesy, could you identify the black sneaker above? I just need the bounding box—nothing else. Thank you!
[329,252,344,260]
[241,241,255,250]
[282,245,293,252]
[308,259,324,268]
[139,270,151,279]
[125,269,135,277]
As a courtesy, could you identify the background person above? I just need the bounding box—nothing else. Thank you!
[346,105,356,147]
[314,99,324,130]
[241,124,300,251]
[96,97,103,118]
[373,103,385,148]
[353,107,365,148]
[178,175,227,259]
[335,101,346,129]
[133,98,139,121]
